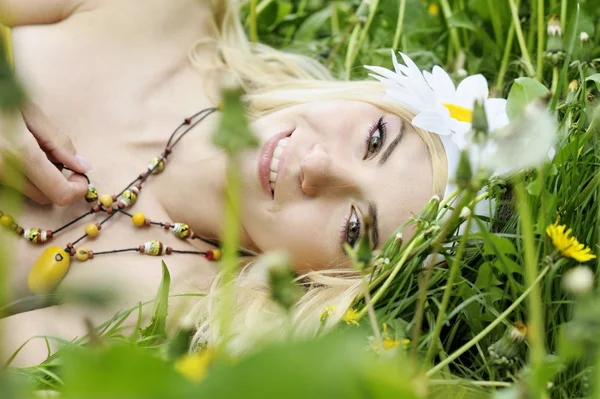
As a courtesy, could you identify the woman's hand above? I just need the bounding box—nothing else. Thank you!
[0,104,90,205]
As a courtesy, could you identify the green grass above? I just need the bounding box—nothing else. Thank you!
[2,0,600,398]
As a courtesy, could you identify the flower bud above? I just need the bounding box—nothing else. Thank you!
[421,195,441,222]
[383,233,403,260]
[488,322,528,366]
[455,150,473,189]
[459,207,472,219]
[264,252,303,311]
[580,32,589,44]
[545,15,564,65]
[471,99,489,142]
[563,266,594,295]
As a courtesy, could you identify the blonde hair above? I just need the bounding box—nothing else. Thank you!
[187,0,448,353]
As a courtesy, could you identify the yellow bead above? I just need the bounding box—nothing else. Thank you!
[28,246,71,294]
[85,223,99,237]
[99,194,113,207]
[132,212,146,227]
[75,247,90,262]
[0,214,13,227]
[209,249,222,261]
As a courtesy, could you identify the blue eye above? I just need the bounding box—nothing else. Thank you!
[364,116,387,160]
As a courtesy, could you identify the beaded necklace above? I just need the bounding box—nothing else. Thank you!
[0,106,230,294]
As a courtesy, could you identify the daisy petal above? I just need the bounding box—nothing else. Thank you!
[412,109,451,136]
[429,66,456,103]
[484,98,509,131]
[455,74,489,109]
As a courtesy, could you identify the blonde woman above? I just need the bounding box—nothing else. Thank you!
[0,0,456,365]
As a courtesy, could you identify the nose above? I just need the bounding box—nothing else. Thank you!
[300,144,358,197]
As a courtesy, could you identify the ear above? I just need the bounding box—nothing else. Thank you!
[0,0,80,27]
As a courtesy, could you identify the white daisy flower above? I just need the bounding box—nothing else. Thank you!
[364,51,509,150]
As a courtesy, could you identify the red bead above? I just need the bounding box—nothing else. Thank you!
[144,219,152,227]
[118,203,125,209]
[139,172,148,179]
[206,250,214,261]
[134,183,142,191]
[111,195,118,201]
[88,250,94,259]
[106,207,114,214]
[166,247,173,255]
[69,248,76,256]
[138,245,145,253]
[191,232,198,239]
[165,148,172,155]
[46,230,53,239]
[96,223,102,231]
[67,243,74,249]
[92,205,101,213]
[163,222,171,230]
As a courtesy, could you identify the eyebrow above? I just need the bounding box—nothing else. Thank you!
[377,119,406,166]
[368,202,379,249]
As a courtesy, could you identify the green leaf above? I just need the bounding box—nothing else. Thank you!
[526,176,542,196]
[294,6,331,41]
[140,261,171,341]
[447,11,478,32]
[196,333,424,399]
[61,345,193,399]
[212,87,259,155]
[474,262,501,290]
[586,74,600,91]
[506,77,550,120]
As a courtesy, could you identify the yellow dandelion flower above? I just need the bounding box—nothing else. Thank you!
[174,350,215,383]
[402,338,411,349]
[546,222,597,262]
[382,337,400,350]
[428,3,440,17]
[319,305,336,323]
[342,308,360,326]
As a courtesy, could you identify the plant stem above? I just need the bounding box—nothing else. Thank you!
[392,0,406,51]
[551,66,559,94]
[218,157,243,348]
[439,0,462,59]
[249,0,258,43]
[560,0,567,27]
[427,264,551,377]
[423,215,473,368]
[536,0,545,82]
[358,235,423,318]
[486,0,504,46]
[515,182,547,398]
[508,0,536,77]
[331,2,339,37]
[362,272,384,353]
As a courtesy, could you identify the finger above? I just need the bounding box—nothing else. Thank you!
[21,104,91,174]
[19,135,88,206]
[0,168,51,205]
[0,0,78,27]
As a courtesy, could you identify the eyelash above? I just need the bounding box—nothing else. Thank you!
[340,206,361,250]
[363,116,387,160]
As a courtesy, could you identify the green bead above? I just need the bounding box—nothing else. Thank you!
[28,246,71,294]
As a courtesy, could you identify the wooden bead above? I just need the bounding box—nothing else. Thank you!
[144,218,152,227]
[166,247,173,255]
[99,194,113,207]
[85,223,99,237]
[206,249,221,261]
[28,246,71,294]
[92,204,101,213]
[15,227,24,235]
[85,184,99,203]
[88,250,94,259]
[0,214,13,227]
[163,222,171,230]
[106,207,114,214]
[75,247,90,262]
[132,212,146,227]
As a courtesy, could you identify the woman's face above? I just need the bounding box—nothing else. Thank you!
[238,100,434,271]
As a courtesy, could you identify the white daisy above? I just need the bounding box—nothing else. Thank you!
[364,51,509,150]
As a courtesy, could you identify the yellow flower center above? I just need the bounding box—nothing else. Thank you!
[443,103,473,123]
[428,3,440,16]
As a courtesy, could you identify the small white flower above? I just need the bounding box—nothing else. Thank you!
[563,266,594,295]
[474,100,557,175]
[580,31,589,42]
[547,17,562,36]
[364,51,509,151]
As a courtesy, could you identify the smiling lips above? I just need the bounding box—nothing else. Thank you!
[258,130,294,198]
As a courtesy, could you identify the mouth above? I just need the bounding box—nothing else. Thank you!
[258,129,294,199]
